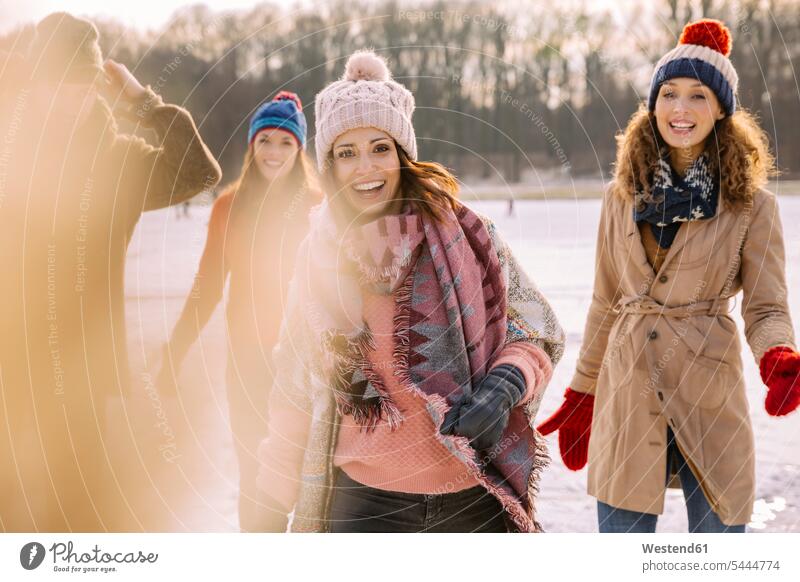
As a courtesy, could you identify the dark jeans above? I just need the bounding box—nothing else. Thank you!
[598,428,747,533]
[329,470,509,532]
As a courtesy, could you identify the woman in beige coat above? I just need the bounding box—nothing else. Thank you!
[538,19,800,533]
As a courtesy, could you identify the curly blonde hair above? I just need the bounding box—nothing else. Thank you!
[611,104,776,210]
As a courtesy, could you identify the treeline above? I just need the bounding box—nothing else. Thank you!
[3,0,800,183]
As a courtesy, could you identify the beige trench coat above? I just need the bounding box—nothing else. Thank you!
[571,186,796,526]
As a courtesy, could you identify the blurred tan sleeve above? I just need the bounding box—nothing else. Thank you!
[115,86,221,213]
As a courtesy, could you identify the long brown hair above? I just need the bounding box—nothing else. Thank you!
[222,138,318,214]
[611,104,776,210]
[322,142,460,222]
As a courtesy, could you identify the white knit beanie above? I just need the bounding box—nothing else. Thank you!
[314,50,417,171]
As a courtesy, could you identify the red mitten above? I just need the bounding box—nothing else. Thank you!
[759,346,800,417]
[537,388,595,470]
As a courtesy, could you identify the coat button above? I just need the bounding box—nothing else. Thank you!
[657,391,664,401]
[659,274,668,283]
[649,330,658,340]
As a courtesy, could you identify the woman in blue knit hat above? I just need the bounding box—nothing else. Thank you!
[538,19,799,533]
[158,91,319,531]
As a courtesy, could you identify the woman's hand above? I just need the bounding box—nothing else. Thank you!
[440,364,526,452]
[100,59,147,104]
[537,387,595,470]
[760,346,800,416]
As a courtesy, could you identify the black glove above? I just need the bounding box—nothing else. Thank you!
[252,490,289,533]
[440,364,526,452]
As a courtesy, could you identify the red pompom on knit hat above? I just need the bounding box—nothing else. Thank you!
[679,18,732,56]
[273,90,303,111]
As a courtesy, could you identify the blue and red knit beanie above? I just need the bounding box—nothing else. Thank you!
[648,19,739,116]
[248,91,307,149]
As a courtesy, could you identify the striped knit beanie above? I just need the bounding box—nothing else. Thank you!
[649,19,738,116]
[248,91,307,149]
[314,50,416,172]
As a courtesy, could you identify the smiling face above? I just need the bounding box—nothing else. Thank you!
[331,127,403,221]
[654,77,726,162]
[252,128,300,182]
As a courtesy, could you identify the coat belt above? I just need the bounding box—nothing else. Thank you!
[613,295,731,318]
[613,294,734,362]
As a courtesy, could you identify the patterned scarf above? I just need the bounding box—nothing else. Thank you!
[303,199,546,532]
[306,201,507,430]
[634,152,719,248]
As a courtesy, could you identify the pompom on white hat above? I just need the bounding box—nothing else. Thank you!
[314,50,417,171]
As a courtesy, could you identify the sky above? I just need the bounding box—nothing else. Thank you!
[0,0,274,33]
[0,0,627,34]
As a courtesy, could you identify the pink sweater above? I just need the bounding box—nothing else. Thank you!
[259,287,553,510]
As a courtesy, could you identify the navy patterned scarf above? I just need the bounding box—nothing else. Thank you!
[634,152,719,248]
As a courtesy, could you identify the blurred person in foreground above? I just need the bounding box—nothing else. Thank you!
[0,12,221,531]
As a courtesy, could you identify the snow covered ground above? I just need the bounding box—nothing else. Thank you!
[119,195,800,533]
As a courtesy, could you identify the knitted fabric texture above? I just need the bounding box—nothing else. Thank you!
[634,152,719,249]
[649,19,738,115]
[537,388,595,471]
[248,91,307,148]
[314,50,416,170]
[759,346,800,416]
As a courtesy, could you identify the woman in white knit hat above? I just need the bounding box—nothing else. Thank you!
[254,50,565,532]
[539,19,799,533]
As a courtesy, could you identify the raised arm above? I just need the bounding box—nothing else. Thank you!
[105,60,221,213]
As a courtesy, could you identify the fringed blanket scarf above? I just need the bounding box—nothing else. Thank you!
[300,199,562,532]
